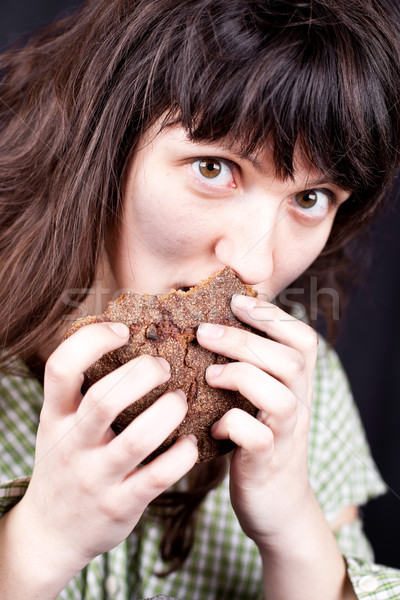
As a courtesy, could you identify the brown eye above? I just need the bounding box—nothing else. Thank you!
[198,159,222,178]
[291,188,333,221]
[295,190,318,209]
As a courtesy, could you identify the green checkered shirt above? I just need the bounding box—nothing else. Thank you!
[1,338,400,599]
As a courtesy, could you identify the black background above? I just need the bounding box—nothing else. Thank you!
[1,0,400,569]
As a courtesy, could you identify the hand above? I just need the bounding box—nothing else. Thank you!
[197,294,318,550]
[19,322,198,584]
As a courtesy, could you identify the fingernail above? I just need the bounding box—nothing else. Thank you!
[206,364,225,378]
[105,322,130,338]
[184,433,198,446]
[155,356,171,373]
[211,420,220,434]
[231,294,257,310]
[198,323,224,339]
[174,389,186,400]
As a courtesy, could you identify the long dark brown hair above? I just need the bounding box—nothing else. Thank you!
[1,0,400,573]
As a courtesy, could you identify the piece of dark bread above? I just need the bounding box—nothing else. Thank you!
[66,267,259,462]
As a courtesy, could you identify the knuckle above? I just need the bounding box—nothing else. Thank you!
[302,326,319,351]
[120,434,141,462]
[230,406,245,419]
[222,407,242,429]
[78,469,97,496]
[257,428,274,452]
[236,361,256,380]
[99,494,125,523]
[279,392,297,420]
[38,406,51,432]
[235,328,251,355]
[287,350,306,378]
[45,355,68,384]
[148,469,171,492]
[83,385,113,421]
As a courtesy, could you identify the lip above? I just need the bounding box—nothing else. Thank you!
[176,285,196,292]
[174,267,232,293]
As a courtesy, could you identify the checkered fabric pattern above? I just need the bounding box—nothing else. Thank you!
[1,338,399,599]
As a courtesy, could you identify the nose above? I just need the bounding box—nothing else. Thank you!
[214,202,278,286]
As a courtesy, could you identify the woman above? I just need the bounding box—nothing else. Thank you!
[0,1,400,598]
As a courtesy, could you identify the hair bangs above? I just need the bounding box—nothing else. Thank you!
[153,0,399,196]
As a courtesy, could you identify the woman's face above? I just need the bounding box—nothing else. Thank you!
[109,124,349,302]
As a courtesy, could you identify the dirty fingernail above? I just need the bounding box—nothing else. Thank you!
[231,294,257,310]
[184,434,198,446]
[206,364,225,378]
[211,420,220,434]
[174,389,186,400]
[155,356,171,373]
[198,323,224,339]
[106,322,130,338]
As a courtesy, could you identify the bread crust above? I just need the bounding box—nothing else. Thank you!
[66,267,259,462]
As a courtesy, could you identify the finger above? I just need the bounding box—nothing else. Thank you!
[211,408,274,467]
[105,390,189,476]
[44,322,130,416]
[230,294,319,360]
[76,354,171,443]
[120,434,198,507]
[206,361,299,437]
[197,322,309,391]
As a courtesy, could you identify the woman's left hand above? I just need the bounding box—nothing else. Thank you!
[196,293,318,550]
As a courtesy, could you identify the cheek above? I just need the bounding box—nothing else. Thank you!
[123,183,209,260]
[274,224,333,291]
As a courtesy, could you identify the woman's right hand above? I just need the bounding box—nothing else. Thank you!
[0,322,198,599]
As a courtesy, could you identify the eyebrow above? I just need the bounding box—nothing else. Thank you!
[231,146,339,188]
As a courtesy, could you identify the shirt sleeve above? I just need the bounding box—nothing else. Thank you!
[309,339,400,599]
[346,557,400,599]
[0,364,42,515]
[0,476,31,514]
[309,338,386,523]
